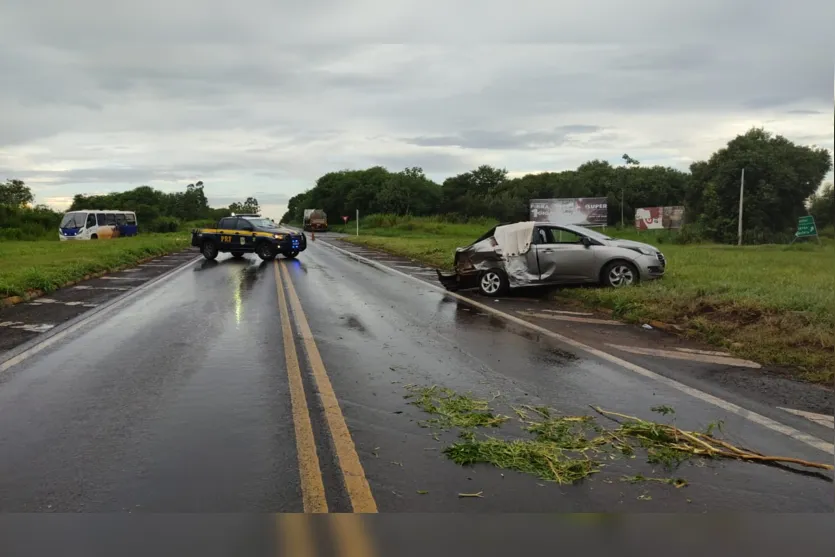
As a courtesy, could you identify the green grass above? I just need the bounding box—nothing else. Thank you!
[343,216,835,384]
[0,234,191,298]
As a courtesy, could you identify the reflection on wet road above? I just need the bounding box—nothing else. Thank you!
[0,241,832,514]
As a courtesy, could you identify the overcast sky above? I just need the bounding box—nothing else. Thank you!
[1,1,833,220]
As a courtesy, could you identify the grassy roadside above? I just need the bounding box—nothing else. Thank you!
[342,217,835,384]
[0,234,191,299]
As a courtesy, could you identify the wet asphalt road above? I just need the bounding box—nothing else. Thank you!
[0,239,832,514]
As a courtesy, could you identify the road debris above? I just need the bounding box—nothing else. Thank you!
[403,385,834,490]
[458,491,484,498]
[405,385,510,429]
[621,475,688,488]
[591,406,834,472]
[417,490,429,495]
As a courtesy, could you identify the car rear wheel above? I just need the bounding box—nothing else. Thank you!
[201,241,218,260]
[256,242,275,261]
[231,251,245,259]
[603,261,638,288]
[478,269,509,297]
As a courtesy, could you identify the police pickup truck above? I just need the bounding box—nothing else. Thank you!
[191,215,307,261]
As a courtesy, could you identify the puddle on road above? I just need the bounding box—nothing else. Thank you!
[531,345,578,366]
[340,314,370,335]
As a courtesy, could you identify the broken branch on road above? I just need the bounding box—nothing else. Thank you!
[404,385,834,488]
[590,406,834,472]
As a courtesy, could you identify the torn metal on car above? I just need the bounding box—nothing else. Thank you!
[436,222,666,296]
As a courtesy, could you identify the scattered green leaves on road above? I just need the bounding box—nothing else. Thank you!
[404,385,834,489]
[404,385,510,429]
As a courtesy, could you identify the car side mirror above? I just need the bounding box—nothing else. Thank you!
[581,237,592,247]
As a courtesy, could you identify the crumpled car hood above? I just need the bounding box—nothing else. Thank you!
[608,239,659,253]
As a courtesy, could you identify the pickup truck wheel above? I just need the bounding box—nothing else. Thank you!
[231,251,245,259]
[256,242,274,261]
[478,269,509,297]
[201,241,218,260]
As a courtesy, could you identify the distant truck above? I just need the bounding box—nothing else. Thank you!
[303,209,328,232]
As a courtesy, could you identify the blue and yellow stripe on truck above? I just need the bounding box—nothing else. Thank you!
[191,229,307,252]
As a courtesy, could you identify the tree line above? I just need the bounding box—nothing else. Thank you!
[283,128,833,244]
[0,179,261,240]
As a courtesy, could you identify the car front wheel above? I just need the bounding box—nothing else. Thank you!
[202,241,218,260]
[256,242,275,261]
[603,261,638,288]
[478,269,509,297]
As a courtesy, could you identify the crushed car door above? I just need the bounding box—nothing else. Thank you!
[534,227,597,283]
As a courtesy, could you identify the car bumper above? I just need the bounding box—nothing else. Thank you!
[636,254,666,280]
[276,234,307,253]
[436,269,479,291]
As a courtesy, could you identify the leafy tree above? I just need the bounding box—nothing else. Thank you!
[622,154,640,166]
[687,128,832,242]
[230,197,260,214]
[809,183,834,230]
[0,179,34,207]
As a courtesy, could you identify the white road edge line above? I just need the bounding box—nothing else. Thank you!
[675,347,733,357]
[318,239,834,456]
[605,343,761,369]
[0,255,202,374]
[518,311,625,326]
[777,407,835,429]
[535,309,594,316]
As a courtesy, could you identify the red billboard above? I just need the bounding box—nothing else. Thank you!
[635,206,685,230]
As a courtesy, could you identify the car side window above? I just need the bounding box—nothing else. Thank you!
[96,213,106,225]
[106,213,116,225]
[550,228,583,244]
[218,217,236,229]
[534,227,554,245]
[238,219,253,231]
[85,214,97,228]
[116,214,127,226]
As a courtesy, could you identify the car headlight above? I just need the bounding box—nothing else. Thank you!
[274,234,285,240]
[628,247,655,256]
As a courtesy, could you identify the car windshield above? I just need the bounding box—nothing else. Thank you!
[242,218,275,228]
[561,224,613,241]
[60,212,86,228]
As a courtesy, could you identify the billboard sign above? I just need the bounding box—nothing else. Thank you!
[529,198,608,226]
[635,206,685,230]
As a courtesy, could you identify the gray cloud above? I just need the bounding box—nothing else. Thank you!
[1,0,833,208]
[405,126,602,150]
[211,193,291,206]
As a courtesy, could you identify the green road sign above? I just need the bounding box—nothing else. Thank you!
[795,215,817,238]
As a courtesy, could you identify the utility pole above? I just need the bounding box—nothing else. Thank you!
[621,189,625,228]
[737,168,745,246]
[356,209,359,236]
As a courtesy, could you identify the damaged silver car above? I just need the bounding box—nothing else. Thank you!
[436,222,666,296]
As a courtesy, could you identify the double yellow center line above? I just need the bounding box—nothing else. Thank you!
[273,260,378,514]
